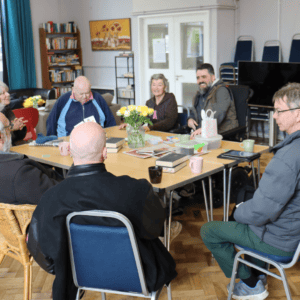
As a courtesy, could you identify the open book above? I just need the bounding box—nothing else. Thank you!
[123,145,174,159]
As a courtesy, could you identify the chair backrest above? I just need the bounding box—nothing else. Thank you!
[226,85,253,127]
[177,105,191,127]
[66,210,150,296]
[13,108,39,140]
[234,36,254,63]
[262,40,281,62]
[169,105,192,134]
[289,33,300,63]
[0,203,36,263]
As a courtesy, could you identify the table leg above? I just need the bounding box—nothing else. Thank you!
[202,180,210,222]
[269,110,277,147]
[226,167,233,222]
[163,192,168,247]
[209,176,213,221]
[63,169,67,178]
[223,168,227,221]
[167,190,174,251]
[251,162,257,189]
[257,158,261,184]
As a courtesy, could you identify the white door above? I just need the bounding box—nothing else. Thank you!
[140,11,210,108]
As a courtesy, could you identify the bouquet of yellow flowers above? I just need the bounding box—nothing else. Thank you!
[23,95,45,108]
[116,105,154,128]
[116,105,154,148]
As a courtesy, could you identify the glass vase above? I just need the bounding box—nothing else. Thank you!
[127,125,145,148]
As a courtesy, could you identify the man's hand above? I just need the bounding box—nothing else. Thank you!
[188,119,198,130]
[118,123,127,130]
[191,128,202,139]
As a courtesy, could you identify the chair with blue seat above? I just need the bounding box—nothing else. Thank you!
[66,210,172,300]
[219,36,254,84]
[227,242,300,300]
[262,40,281,62]
[289,33,300,63]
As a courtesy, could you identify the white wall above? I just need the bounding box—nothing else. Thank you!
[30,0,136,104]
[59,0,136,104]
[30,0,61,88]
[29,0,300,100]
[132,0,235,15]
[238,0,300,62]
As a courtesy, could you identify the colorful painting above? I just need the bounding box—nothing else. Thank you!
[89,18,131,51]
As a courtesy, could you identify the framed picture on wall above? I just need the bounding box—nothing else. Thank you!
[89,18,131,51]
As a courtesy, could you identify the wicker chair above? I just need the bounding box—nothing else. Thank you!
[0,203,36,300]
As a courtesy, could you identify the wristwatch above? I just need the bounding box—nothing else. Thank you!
[10,123,14,130]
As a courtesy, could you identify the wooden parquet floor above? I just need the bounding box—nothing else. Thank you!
[2,150,300,299]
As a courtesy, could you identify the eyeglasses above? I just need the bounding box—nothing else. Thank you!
[274,107,300,115]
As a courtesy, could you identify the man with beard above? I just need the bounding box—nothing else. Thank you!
[0,112,63,205]
[188,63,238,138]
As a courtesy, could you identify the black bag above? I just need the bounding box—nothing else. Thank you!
[27,216,55,274]
[229,185,255,221]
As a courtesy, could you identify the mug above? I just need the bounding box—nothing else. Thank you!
[189,156,203,174]
[59,141,70,156]
[148,166,163,184]
[240,139,255,152]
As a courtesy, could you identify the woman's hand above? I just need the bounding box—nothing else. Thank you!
[119,123,127,130]
[188,119,198,130]
[191,128,202,139]
[143,126,150,132]
[12,117,27,131]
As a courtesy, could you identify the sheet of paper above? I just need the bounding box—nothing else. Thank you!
[152,38,166,63]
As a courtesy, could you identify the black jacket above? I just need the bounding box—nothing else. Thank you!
[0,152,62,205]
[29,163,177,300]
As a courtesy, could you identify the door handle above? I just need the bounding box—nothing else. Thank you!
[175,75,183,80]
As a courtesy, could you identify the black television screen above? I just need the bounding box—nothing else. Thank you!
[238,61,300,108]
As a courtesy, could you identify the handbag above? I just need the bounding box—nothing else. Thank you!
[201,109,217,138]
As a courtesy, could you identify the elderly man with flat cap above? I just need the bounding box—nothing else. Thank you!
[29,121,177,300]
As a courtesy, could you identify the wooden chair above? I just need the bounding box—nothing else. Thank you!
[0,203,36,300]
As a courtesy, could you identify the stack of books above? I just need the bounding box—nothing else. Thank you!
[156,152,189,173]
[106,137,125,153]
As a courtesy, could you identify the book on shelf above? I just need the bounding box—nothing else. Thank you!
[156,152,189,167]
[41,22,77,33]
[107,146,122,153]
[162,162,187,173]
[106,137,125,148]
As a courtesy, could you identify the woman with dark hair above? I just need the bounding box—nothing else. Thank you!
[0,81,27,145]
[119,74,178,132]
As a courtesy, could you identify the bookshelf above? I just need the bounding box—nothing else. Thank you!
[115,55,135,105]
[39,27,83,98]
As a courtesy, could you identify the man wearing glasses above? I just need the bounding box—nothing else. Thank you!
[201,82,300,300]
[0,112,63,205]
